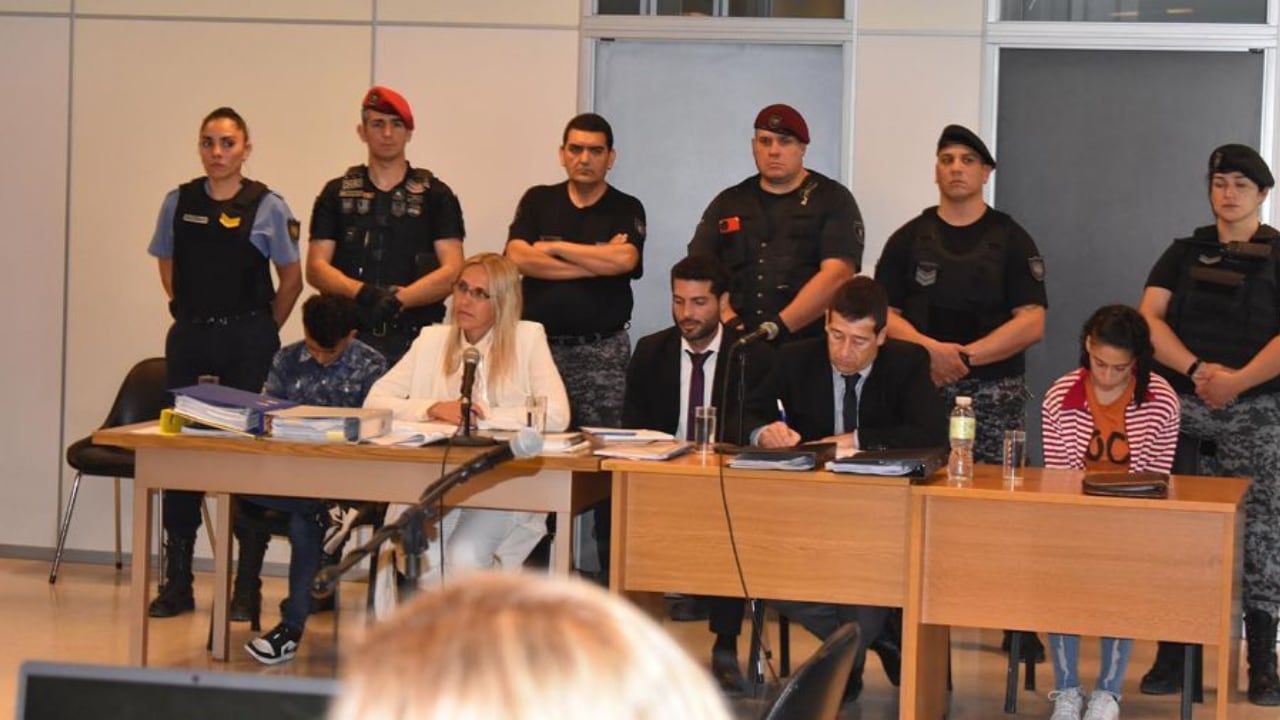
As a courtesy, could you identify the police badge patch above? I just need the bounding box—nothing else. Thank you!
[287,219,301,243]
[1028,255,1046,282]
[914,261,938,287]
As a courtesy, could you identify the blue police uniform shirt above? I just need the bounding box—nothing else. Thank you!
[147,181,301,264]
[264,338,387,407]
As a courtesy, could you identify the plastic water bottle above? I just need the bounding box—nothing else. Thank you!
[948,396,975,484]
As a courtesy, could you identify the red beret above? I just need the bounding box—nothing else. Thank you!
[754,104,809,144]
[362,86,414,130]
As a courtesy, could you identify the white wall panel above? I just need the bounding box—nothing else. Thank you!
[855,34,982,271]
[857,0,983,32]
[374,25,580,257]
[74,0,370,22]
[378,0,577,27]
[0,16,69,548]
[64,18,371,556]
[0,0,69,11]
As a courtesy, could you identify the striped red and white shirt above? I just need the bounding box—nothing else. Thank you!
[1040,368,1181,473]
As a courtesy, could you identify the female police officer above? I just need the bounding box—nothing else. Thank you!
[1138,144,1280,705]
[145,107,302,617]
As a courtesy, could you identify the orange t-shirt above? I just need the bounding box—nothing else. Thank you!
[1084,377,1134,471]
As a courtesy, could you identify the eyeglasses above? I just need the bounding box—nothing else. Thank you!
[453,279,491,301]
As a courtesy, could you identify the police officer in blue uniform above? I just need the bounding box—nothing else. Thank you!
[689,103,863,342]
[307,86,465,365]
[146,106,303,617]
[1139,144,1280,705]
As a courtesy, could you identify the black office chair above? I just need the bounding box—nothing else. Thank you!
[49,357,168,584]
[759,621,861,720]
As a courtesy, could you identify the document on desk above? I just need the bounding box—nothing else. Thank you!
[729,442,836,471]
[593,440,693,461]
[363,420,454,447]
[268,406,392,442]
[826,447,948,479]
[581,427,676,444]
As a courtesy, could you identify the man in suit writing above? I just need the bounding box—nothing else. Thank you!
[621,254,775,694]
[756,275,947,701]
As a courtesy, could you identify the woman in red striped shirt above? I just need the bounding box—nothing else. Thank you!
[1041,305,1181,720]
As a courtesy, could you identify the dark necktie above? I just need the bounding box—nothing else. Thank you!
[842,373,861,433]
[686,351,711,440]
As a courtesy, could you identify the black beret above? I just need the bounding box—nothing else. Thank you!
[937,124,996,168]
[1209,144,1274,189]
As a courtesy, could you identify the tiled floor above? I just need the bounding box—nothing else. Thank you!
[7,558,1272,719]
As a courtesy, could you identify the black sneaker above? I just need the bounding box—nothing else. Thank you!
[245,623,302,665]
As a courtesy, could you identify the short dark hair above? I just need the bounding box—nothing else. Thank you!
[829,277,888,333]
[1079,304,1154,406]
[670,255,730,297]
[303,294,360,349]
[563,113,614,150]
[201,106,249,141]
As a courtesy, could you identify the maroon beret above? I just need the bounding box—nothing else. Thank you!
[362,86,414,130]
[754,104,809,144]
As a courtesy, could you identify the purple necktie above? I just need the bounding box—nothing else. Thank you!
[686,351,711,440]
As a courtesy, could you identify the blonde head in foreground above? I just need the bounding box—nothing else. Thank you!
[330,573,730,720]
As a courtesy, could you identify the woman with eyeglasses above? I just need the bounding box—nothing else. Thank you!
[1040,304,1180,720]
[365,252,569,596]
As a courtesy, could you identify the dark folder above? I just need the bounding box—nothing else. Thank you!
[828,447,948,480]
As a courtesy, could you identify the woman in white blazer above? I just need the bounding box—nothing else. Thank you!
[366,252,569,598]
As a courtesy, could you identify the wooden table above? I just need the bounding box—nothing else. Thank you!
[604,456,1248,719]
[902,465,1247,720]
[94,423,608,665]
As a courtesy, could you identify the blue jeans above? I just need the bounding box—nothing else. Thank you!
[1049,633,1133,696]
[243,496,324,631]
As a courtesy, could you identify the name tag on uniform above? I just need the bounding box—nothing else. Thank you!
[219,212,241,229]
[181,213,209,225]
[719,216,741,234]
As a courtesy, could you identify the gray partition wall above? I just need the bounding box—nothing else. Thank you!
[594,41,845,344]
[994,48,1264,457]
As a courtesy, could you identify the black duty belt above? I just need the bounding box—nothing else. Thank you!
[547,328,626,346]
[178,307,268,326]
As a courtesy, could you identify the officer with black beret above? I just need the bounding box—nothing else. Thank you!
[1138,143,1280,705]
[689,103,864,343]
[307,86,465,364]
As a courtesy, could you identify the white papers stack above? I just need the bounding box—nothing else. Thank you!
[540,432,590,454]
[825,459,918,476]
[268,406,392,442]
[362,421,455,447]
[173,396,258,434]
[730,453,816,470]
[593,440,693,461]
[581,427,676,444]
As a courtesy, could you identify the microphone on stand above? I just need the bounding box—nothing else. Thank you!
[311,427,545,598]
[731,321,779,350]
[454,347,494,446]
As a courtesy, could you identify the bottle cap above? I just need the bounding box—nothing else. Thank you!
[956,396,972,407]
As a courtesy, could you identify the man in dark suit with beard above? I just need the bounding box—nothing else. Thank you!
[622,254,776,694]
[755,275,947,702]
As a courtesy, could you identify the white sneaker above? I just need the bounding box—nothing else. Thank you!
[1083,690,1120,720]
[1049,687,1084,720]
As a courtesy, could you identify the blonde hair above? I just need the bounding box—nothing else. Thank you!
[444,253,522,394]
[329,574,731,720]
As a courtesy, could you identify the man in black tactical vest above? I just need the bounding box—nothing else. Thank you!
[1138,144,1280,706]
[875,124,1048,664]
[307,86,465,365]
[146,107,303,617]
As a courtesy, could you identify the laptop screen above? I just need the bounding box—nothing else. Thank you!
[17,661,339,720]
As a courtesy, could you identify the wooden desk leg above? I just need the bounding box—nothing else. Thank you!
[210,493,233,661]
[609,471,626,594]
[129,484,154,665]
[553,510,572,576]
[902,493,949,719]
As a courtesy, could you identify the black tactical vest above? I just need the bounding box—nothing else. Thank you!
[171,178,273,318]
[1167,224,1280,394]
[900,208,1012,342]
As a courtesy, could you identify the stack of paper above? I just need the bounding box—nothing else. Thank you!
[730,452,818,471]
[581,427,676,444]
[171,384,296,435]
[593,440,692,461]
[540,432,590,454]
[362,420,455,447]
[268,406,392,442]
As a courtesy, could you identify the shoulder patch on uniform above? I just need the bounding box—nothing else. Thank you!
[633,217,646,238]
[287,219,301,243]
[1028,255,1046,282]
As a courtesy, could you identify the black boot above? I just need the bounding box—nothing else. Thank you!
[229,524,269,631]
[1246,609,1280,706]
[1140,641,1185,694]
[149,536,195,618]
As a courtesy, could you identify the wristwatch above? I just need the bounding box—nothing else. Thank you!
[1187,358,1202,377]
